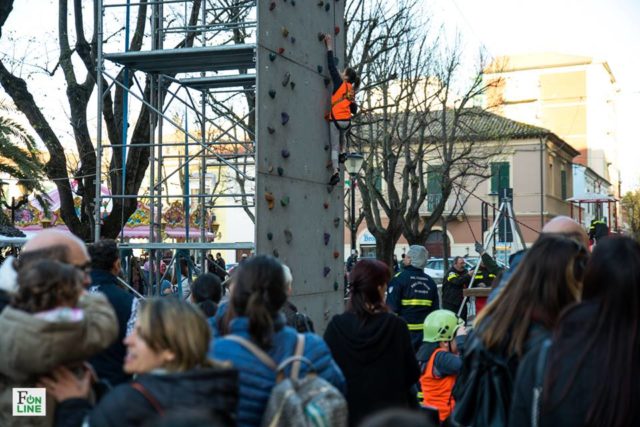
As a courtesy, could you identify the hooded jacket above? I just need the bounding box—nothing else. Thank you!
[324,311,420,426]
[0,293,118,427]
[54,365,239,427]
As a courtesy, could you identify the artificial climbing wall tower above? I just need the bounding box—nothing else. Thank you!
[256,0,346,331]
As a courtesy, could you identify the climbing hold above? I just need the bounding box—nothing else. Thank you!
[269,2,276,11]
[284,229,293,244]
[268,89,276,99]
[282,27,289,37]
[325,2,330,11]
[323,202,329,209]
[282,72,291,86]
[277,166,284,176]
[281,149,290,158]
[317,0,324,6]
[333,251,340,259]
[334,26,340,35]
[280,196,290,207]
[324,78,331,87]
[333,217,340,228]
[267,126,275,134]
[324,232,330,245]
[281,112,290,126]
[268,165,274,173]
[273,249,279,258]
[324,144,329,151]
[267,232,273,240]
[277,47,285,55]
[290,81,296,90]
[290,37,296,44]
[291,0,295,5]
[323,266,331,277]
[265,192,275,209]
[317,65,323,73]
[333,281,339,291]
[269,52,276,61]
[318,33,326,42]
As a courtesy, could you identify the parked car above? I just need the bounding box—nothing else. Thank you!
[424,257,506,284]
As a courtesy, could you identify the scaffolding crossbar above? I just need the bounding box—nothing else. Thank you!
[180,73,256,90]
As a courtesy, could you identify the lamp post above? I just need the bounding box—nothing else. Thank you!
[0,180,29,226]
[344,153,364,254]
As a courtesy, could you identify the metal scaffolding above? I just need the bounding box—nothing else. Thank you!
[95,0,256,290]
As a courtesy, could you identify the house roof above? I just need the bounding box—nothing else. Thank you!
[424,107,580,157]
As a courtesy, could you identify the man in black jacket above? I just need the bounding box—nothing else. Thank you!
[387,245,439,351]
[442,256,472,321]
[88,239,139,387]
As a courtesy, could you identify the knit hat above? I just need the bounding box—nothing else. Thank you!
[407,245,428,269]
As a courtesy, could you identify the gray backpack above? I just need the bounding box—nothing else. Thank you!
[226,334,348,427]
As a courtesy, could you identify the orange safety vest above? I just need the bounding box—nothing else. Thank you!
[329,81,354,121]
[420,347,457,422]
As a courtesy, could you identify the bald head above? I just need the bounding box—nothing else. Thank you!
[23,230,90,268]
[541,216,589,247]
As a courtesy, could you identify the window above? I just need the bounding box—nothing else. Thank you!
[490,162,510,195]
[427,165,443,211]
[561,169,567,200]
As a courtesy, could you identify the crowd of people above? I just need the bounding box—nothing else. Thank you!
[0,214,638,426]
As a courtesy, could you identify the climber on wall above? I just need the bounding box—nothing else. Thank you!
[324,34,360,186]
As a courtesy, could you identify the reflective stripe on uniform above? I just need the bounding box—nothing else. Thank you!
[447,273,459,281]
[417,391,424,400]
[407,323,423,331]
[401,299,433,307]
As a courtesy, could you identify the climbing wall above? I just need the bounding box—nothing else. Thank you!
[256,0,346,331]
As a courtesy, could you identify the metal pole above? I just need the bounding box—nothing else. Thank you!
[540,137,545,229]
[350,174,356,252]
[94,0,104,242]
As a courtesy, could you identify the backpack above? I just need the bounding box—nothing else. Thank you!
[226,334,348,427]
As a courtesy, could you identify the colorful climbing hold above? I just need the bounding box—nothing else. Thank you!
[333,251,340,259]
[269,52,276,61]
[267,232,273,240]
[268,165,274,173]
[324,2,330,11]
[273,249,279,258]
[323,202,329,209]
[282,72,291,86]
[317,65,323,73]
[269,2,276,11]
[290,81,296,90]
[284,229,293,244]
[281,149,290,158]
[282,27,289,37]
[324,144,329,151]
[333,217,340,228]
[324,232,330,245]
[265,192,275,209]
[277,47,285,55]
[277,166,284,176]
[280,196,290,207]
[268,89,276,99]
[334,26,340,35]
[281,112,289,126]
[267,126,275,134]
[323,266,331,277]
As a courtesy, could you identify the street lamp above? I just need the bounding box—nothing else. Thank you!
[344,153,364,254]
[0,180,30,226]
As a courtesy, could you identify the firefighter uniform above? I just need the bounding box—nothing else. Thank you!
[387,265,439,351]
[442,267,471,321]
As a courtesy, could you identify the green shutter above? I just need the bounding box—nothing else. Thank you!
[491,162,509,194]
[561,170,567,200]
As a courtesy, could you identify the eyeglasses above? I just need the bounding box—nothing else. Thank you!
[73,261,92,275]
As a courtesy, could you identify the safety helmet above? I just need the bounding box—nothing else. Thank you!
[422,310,463,343]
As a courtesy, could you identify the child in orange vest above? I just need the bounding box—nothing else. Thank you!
[323,34,360,186]
[417,309,467,424]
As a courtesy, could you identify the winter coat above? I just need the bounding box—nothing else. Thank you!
[442,267,471,313]
[0,293,118,427]
[324,311,420,426]
[88,270,139,387]
[209,315,346,427]
[54,365,239,427]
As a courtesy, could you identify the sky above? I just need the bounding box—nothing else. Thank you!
[428,0,640,191]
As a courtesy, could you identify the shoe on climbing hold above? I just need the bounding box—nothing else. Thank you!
[269,2,276,11]
[324,78,331,87]
[277,47,285,55]
[273,249,279,258]
[281,112,290,126]
[282,72,291,86]
[267,232,273,240]
[334,217,340,228]
[328,172,340,186]
[268,89,276,99]
[334,26,340,35]
[318,32,326,42]
[324,232,331,245]
[268,126,275,134]
[280,196,290,207]
[323,266,331,277]
[317,65,323,73]
[284,229,293,244]
[265,192,275,209]
[282,27,289,37]
[290,81,296,90]
[333,251,340,259]
[281,149,290,158]
[277,166,284,176]
[325,2,330,11]
[323,202,329,209]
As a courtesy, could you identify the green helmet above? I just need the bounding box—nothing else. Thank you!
[422,310,463,342]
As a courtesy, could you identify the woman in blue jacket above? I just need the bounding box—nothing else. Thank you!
[209,255,346,427]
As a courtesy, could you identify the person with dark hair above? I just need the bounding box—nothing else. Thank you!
[323,34,360,186]
[44,297,238,427]
[324,259,419,426]
[509,236,640,426]
[387,245,439,351]
[442,256,472,321]
[88,239,140,387]
[215,253,227,282]
[209,255,345,427]
[453,235,589,426]
[0,259,117,427]
[190,273,222,318]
